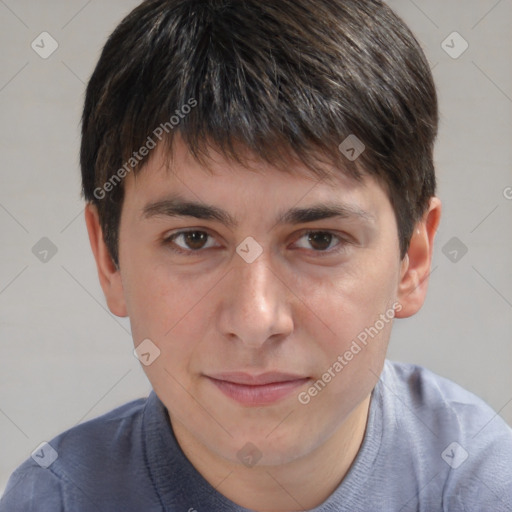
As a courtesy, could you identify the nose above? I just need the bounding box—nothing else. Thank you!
[217,255,293,349]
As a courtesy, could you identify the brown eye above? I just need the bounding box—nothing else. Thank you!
[164,230,217,255]
[181,231,208,250]
[294,230,348,254]
[163,229,349,257]
[307,231,334,251]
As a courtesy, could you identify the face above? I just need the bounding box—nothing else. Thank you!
[95,136,423,467]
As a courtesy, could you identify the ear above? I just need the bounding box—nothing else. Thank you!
[395,197,442,318]
[84,203,128,317]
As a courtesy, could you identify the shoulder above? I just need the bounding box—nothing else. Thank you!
[44,394,148,470]
[378,360,512,510]
[0,395,150,511]
[381,359,511,436]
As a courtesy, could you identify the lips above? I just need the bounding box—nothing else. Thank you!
[206,372,311,405]
[209,371,308,385]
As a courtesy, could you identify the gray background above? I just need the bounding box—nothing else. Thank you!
[1,0,511,495]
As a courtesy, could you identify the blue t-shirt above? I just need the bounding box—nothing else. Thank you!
[1,359,511,511]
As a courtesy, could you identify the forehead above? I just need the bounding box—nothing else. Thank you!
[128,134,370,196]
[115,137,404,247]
[119,139,396,238]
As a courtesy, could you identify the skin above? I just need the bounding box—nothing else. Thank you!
[85,135,441,512]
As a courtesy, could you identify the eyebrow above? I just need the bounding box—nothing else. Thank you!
[141,194,374,228]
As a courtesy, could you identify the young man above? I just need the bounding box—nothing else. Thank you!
[2,0,511,510]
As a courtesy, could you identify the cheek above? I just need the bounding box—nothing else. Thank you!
[124,260,217,372]
[308,260,399,341]
[296,255,400,400]
[122,258,182,341]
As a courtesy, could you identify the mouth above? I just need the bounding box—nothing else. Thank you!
[205,372,311,406]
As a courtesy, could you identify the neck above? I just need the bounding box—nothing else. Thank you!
[170,394,371,512]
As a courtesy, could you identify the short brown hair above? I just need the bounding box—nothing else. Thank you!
[80,0,438,266]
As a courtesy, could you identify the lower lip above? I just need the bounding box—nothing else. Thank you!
[207,377,311,406]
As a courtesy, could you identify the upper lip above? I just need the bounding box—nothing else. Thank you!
[207,372,309,386]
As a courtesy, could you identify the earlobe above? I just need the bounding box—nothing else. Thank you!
[395,197,441,318]
[84,204,128,317]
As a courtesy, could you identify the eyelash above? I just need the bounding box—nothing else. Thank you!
[162,229,351,257]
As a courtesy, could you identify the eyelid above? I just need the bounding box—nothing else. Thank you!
[163,228,221,252]
[293,229,353,255]
[163,228,352,256]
